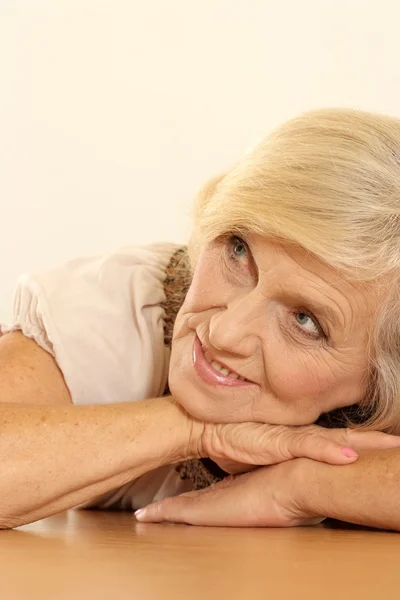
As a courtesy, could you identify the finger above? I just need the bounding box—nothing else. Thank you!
[134,471,284,527]
[214,423,358,467]
[290,428,400,465]
[278,427,359,465]
[135,477,245,526]
[343,429,400,451]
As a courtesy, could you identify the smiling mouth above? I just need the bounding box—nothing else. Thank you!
[192,335,256,387]
[202,349,248,381]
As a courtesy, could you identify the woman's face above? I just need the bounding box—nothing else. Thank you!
[168,234,378,425]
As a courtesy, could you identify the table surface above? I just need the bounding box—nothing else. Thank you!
[0,511,399,600]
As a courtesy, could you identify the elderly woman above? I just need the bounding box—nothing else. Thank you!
[1,108,400,530]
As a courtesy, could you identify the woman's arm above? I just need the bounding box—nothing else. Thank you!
[0,398,194,529]
[3,333,400,530]
[298,448,400,530]
[0,333,195,528]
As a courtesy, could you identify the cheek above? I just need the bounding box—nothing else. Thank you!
[265,337,339,403]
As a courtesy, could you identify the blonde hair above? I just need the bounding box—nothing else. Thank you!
[189,108,400,433]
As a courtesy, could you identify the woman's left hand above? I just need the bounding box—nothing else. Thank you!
[135,459,321,527]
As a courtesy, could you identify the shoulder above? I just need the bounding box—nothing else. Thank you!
[1,243,184,406]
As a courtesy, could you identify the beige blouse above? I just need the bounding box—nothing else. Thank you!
[0,243,195,510]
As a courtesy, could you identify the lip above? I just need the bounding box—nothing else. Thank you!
[192,335,256,387]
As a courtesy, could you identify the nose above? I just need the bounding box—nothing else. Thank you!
[208,294,261,357]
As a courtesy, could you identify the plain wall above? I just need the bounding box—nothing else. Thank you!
[1,0,400,321]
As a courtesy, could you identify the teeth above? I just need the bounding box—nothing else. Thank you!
[205,351,246,380]
[210,361,224,373]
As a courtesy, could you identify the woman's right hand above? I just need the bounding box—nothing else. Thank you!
[192,421,400,472]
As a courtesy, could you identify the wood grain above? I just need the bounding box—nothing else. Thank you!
[0,511,398,599]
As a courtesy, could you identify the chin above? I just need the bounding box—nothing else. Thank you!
[168,374,248,424]
[168,376,212,421]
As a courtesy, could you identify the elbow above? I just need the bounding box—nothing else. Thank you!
[0,520,17,530]
[0,506,34,529]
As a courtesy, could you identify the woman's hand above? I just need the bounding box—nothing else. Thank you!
[136,447,400,532]
[194,421,400,470]
[135,460,318,527]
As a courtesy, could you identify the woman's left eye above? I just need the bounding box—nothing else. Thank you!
[294,312,323,338]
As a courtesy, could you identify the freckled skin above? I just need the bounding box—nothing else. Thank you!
[168,235,378,425]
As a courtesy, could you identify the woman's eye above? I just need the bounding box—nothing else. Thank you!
[222,234,256,284]
[228,236,249,262]
[294,312,322,338]
[233,240,247,257]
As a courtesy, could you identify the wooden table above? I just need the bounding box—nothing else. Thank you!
[0,511,398,599]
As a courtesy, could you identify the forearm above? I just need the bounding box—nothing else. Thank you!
[0,398,193,528]
[299,449,400,531]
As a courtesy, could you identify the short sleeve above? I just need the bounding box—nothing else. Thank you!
[0,243,179,405]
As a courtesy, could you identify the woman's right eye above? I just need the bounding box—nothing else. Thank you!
[227,236,249,265]
[220,234,257,285]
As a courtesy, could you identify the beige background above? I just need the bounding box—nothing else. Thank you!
[1,0,400,321]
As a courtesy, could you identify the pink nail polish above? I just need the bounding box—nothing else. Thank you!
[341,447,358,458]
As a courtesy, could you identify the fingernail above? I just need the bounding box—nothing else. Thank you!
[134,509,146,521]
[341,447,358,459]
